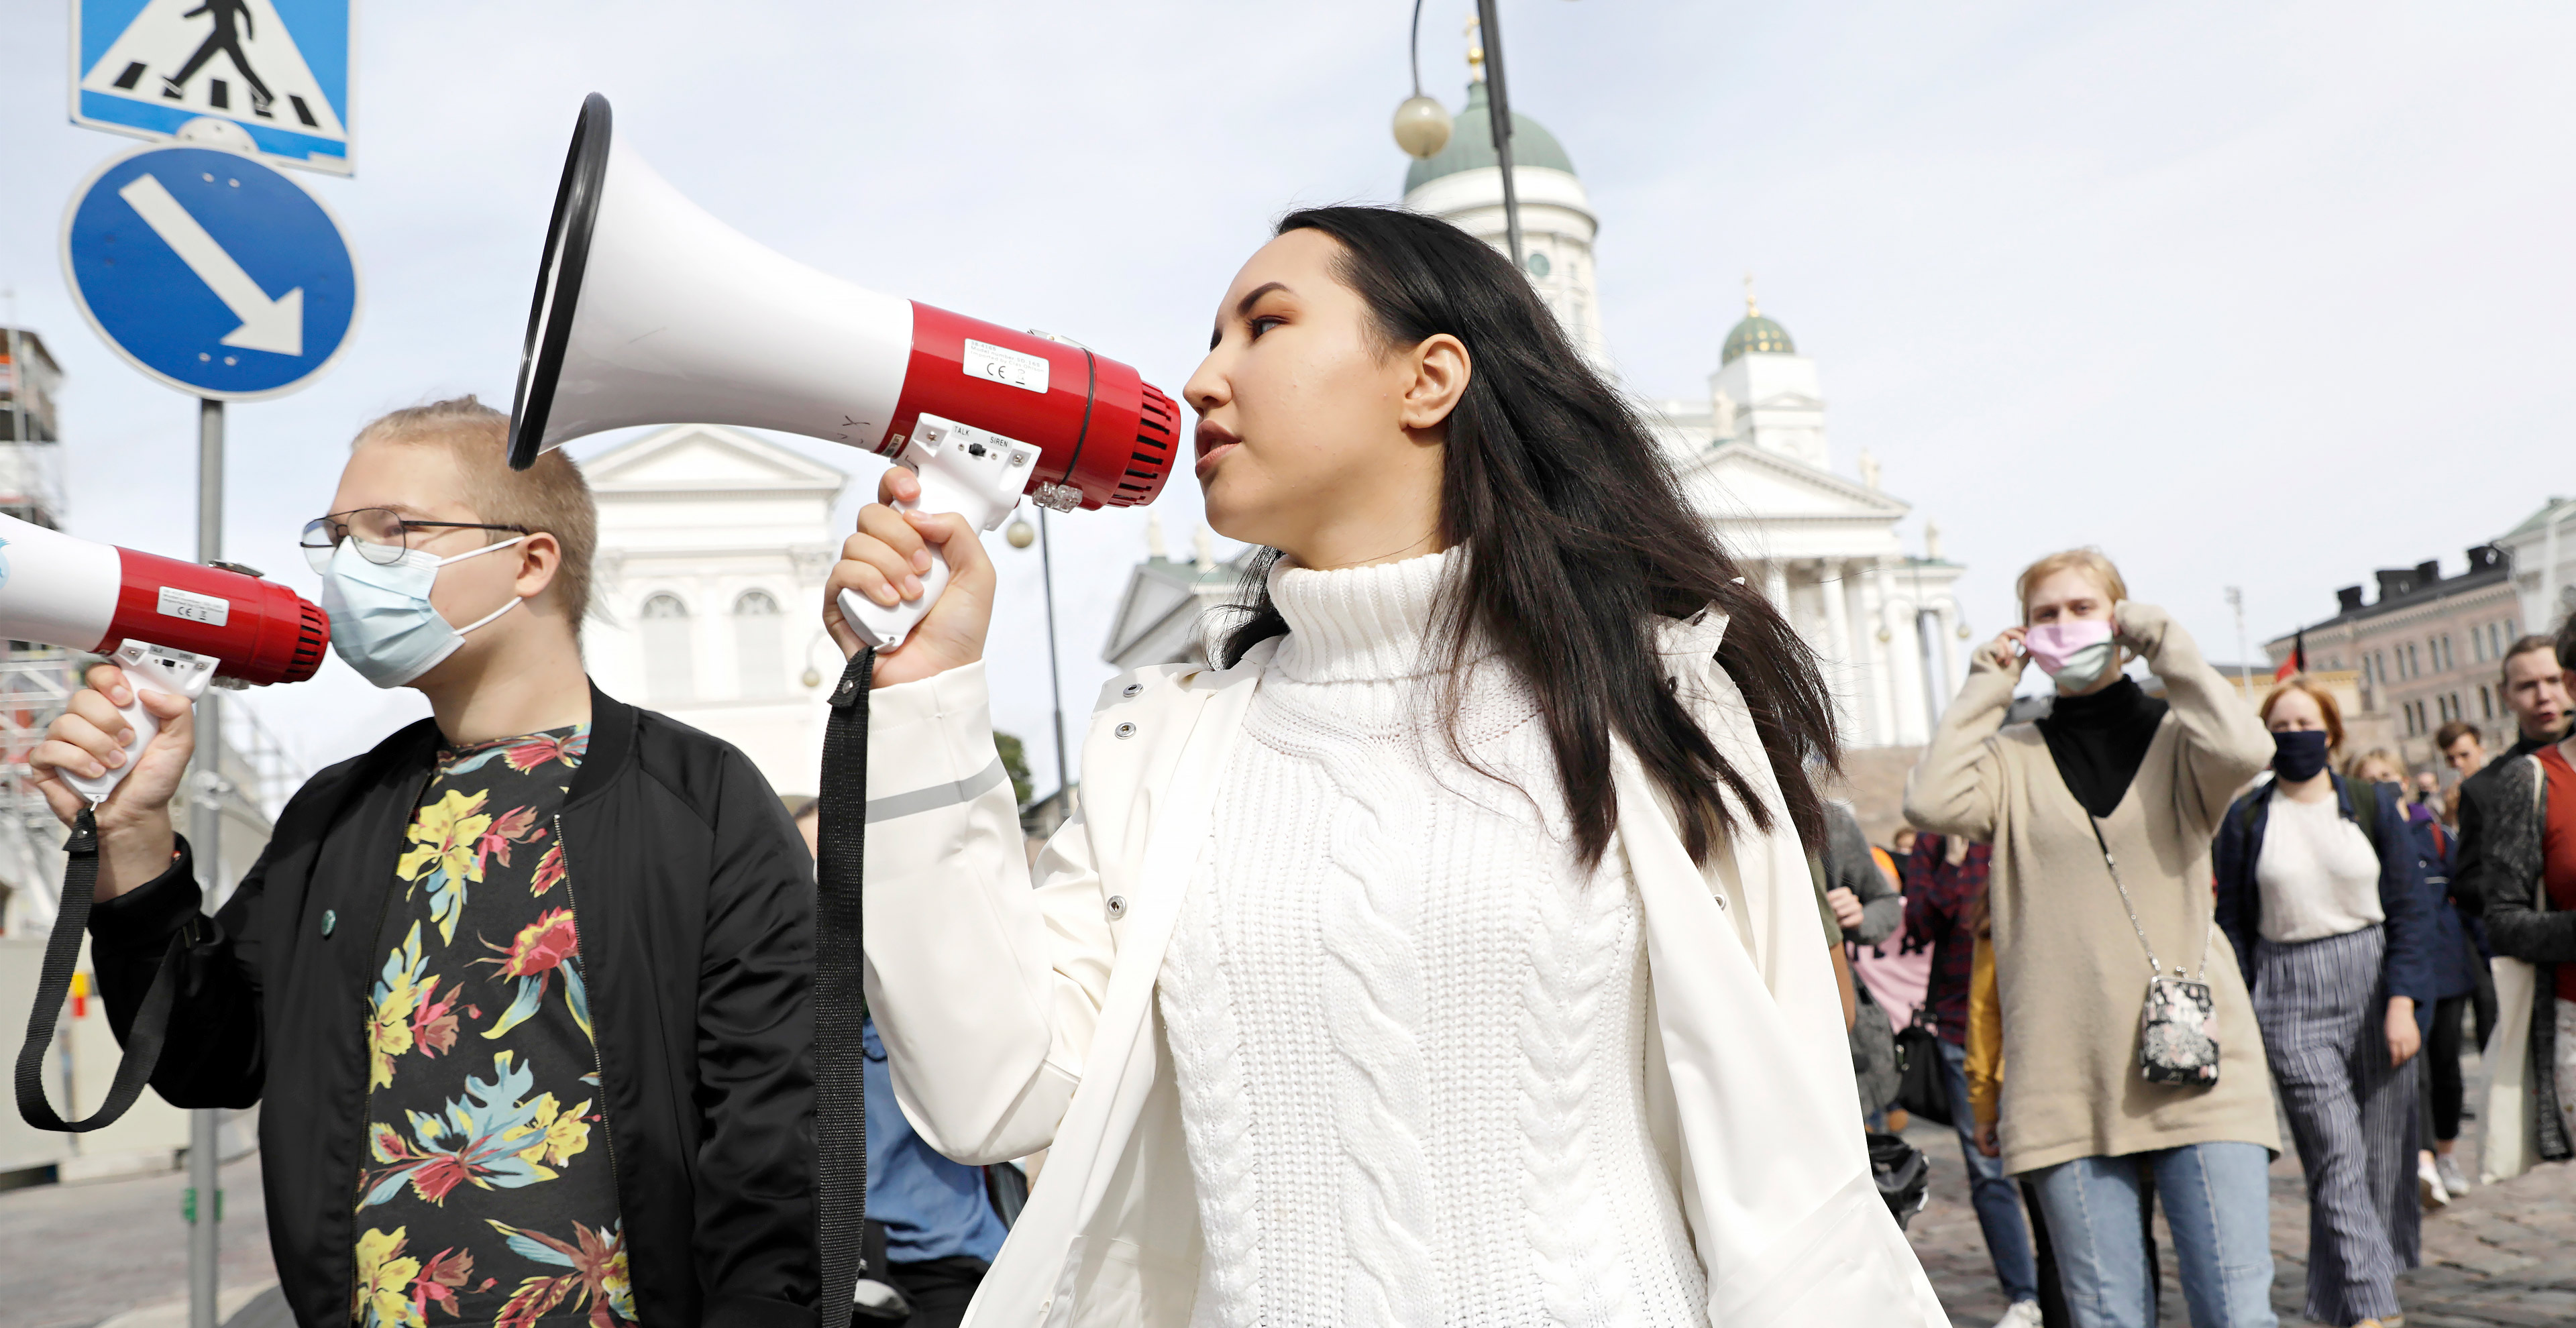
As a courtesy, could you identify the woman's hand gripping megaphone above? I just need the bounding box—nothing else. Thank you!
[824,465,997,689]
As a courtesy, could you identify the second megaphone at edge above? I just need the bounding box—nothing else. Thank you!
[0,512,329,802]
[504,92,1183,517]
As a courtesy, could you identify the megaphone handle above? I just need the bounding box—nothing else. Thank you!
[835,452,1014,653]
[837,551,952,655]
[59,642,220,805]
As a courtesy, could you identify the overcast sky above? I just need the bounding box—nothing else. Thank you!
[5,1,2572,790]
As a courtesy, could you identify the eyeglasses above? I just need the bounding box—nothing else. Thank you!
[301,508,530,572]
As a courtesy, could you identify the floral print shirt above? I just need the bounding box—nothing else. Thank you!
[354,724,632,1328]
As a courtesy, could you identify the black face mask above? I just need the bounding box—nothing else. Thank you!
[2271,729,2332,782]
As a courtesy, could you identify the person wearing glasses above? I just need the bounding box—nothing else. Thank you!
[29,397,818,1328]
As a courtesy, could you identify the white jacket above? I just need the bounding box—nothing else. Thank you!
[861,610,1945,1327]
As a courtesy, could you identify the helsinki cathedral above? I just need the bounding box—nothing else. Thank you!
[1106,68,1970,749]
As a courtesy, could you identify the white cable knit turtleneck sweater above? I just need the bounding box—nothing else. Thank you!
[1157,550,1707,1328]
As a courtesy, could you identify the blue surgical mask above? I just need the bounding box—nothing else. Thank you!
[319,535,526,688]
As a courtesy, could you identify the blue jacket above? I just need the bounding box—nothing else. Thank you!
[2403,812,2483,1002]
[2213,775,2436,1005]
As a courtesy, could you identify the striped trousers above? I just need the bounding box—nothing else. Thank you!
[2254,926,2420,1326]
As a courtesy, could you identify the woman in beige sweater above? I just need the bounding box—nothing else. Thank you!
[1907,549,2279,1328]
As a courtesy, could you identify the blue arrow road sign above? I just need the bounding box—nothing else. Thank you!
[61,143,360,401]
[72,0,356,176]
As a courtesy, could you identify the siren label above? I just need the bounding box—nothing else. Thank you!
[157,586,231,626]
[963,339,1050,395]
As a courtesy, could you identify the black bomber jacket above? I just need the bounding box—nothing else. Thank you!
[87,683,816,1328]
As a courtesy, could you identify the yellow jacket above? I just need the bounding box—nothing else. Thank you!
[1966,934,2002,1128]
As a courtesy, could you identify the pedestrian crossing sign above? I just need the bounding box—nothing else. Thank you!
[71,0,356,176]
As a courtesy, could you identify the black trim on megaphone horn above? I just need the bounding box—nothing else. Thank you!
[508,93,614,472]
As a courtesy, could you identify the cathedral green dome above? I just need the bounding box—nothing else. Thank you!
[1402,80,1578,195]
[1721,305,1794,364]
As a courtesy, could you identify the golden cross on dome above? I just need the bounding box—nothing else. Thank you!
[1466,13,1485,80]
[1743,273,1760,318]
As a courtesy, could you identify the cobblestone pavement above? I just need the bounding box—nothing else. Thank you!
[1900,1108,2576,1327]
[0,1156,275,1328]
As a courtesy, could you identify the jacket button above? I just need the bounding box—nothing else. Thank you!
[321,909,337,937]
[1121,683,1142,698]
[1114,722,1137,739]
[1106,895,1127,921]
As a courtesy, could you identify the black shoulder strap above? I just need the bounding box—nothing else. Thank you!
[813,649,875,1328]
[15,808,191,1132]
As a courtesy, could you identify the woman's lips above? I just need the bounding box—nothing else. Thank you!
[1194,423,1239,479]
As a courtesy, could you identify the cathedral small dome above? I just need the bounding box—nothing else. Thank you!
[1401,81,1577,195]
[1721,301,1794,365]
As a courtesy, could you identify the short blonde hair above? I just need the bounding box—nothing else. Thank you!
[2015,549,2129,624]
[2259,675,2345,750]
[2343,746,2404,784]
[352,396,597,629]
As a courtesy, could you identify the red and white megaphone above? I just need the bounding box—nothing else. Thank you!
[504,94,1181,651]
[0,512,328,801]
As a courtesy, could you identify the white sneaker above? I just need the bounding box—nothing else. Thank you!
[1992,1301,2044,1328]
[2417,1152,2451,1209]
[2435,1153,2469,1197]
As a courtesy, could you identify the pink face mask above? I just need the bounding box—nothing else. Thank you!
[2023,619,2116,680]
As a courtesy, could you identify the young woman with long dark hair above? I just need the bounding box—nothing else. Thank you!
[828,207,1944,1325]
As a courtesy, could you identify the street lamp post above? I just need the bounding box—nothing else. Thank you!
[1473,0,1526,268]
[1005,512,1070,805]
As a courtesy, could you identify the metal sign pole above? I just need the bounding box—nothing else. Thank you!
[188,396,223,1328]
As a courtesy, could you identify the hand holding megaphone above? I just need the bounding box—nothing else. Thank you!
[28,665,199,873]
[823,467,997,689]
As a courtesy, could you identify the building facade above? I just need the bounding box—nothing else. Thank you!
[577,425,850,797]
[2263,546,2521,771]
[2493,496,2576,646]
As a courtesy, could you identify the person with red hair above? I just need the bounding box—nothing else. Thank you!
[2214,677,2436,1328]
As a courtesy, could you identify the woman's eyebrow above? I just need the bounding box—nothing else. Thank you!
[1235,281,1292,319]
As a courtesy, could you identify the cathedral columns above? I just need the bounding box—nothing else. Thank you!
[1882,584,1931,745]
[1764,561,1790,616]
[1819,558,1855,734]
[1860,566,1897,748]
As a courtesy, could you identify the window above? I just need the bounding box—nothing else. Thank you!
[640,593,695,703]
[733,589,787,700]
[2482,684,2495,719]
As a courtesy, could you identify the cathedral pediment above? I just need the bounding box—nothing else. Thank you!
[582,424,851,494]
[1676,441,1909,521]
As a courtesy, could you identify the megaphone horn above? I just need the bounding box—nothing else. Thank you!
[506,94,1181,651]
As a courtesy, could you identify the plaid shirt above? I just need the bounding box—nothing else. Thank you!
[1900,832,1991,1046]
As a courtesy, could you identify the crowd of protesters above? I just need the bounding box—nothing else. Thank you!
[28,207,2570,1328]
[1836,546,2576,1328]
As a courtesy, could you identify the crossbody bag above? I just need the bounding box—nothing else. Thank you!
[2086,816,2221,1087]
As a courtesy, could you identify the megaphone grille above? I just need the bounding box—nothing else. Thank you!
[280,598,330,683]
[1107,382,1180,508]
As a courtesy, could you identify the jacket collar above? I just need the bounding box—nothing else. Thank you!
[567,681,635,808]
[355,679,634,804]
